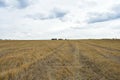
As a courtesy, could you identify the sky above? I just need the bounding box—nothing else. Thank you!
[0,0,120,40]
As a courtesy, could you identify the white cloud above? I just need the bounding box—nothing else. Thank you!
[0,0,120,39]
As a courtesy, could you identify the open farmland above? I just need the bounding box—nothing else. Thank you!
[0,40,120,80]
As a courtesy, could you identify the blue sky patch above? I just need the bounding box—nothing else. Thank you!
[0,0,6,8]
[17,0,29,9]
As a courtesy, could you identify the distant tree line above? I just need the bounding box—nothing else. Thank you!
[0,39,12,40]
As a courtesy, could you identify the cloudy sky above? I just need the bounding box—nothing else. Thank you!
[0,0,120,40]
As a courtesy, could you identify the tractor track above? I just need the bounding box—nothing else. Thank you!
[78,42,120,80]
[14,42,66,80]
[21,41,81,80]
[84,43,120,63]
[86,43,120,52]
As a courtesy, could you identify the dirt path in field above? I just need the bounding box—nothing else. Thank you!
[78,52,107,80]
[14,41,82,80]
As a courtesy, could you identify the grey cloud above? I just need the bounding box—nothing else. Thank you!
[0,0,29,9]
[87,4,120,23]
[87,13,120,23]
[26,8,68,20]
[17,0,29,9]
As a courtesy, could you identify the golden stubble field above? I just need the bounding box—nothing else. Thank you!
[0,40,120,80]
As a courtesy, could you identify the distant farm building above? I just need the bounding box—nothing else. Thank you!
[51,38,57,40]
[51,38,67,40]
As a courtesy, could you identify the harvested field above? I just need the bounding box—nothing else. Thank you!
[0,40,120,80]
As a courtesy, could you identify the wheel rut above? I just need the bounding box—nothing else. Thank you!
[84,43,120,63]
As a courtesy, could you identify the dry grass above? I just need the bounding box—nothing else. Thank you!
[0,40,120,80]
